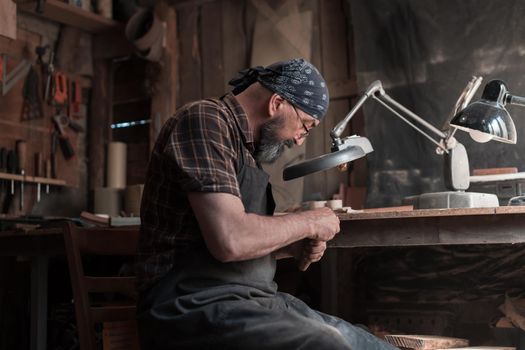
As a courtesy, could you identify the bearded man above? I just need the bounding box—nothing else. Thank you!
[136,58,397,350]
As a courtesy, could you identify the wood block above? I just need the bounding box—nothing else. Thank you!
[435,348,515,350]
[384,335,468,350]
[0,0,17,40]
[472,167,518,176]
[345,186,366,209]
[494,317,515,328]
[362,205,414,213]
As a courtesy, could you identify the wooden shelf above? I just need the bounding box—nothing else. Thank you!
[16,0,122,34]
[0,172,66,186]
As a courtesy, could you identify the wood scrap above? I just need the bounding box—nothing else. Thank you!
[384,335,468,350]
[362,205,414,213]
[435,348,514,350]
[493,317,515,329]
[0,0,17,40]
[472,168,518,176]
[499,294,525,330]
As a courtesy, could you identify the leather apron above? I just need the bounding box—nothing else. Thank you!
[137,101,398,350]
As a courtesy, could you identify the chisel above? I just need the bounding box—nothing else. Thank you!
[0,147,6,190]
[0,148,6,204]
[34,152,42,202]
[16,140,27,211]
[2,150,17,213]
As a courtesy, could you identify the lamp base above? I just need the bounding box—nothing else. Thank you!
[403,191,499,209]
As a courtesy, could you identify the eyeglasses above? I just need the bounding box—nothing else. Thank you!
[290,104,311,139]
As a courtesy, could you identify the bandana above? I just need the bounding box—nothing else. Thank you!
[228,58,329,120]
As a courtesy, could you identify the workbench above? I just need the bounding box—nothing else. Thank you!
[332,206,525,248]
[322,206,525,314]
[3,207,525,349]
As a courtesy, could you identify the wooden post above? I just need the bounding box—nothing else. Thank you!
[150,4,178,151]
[89,59,112,190]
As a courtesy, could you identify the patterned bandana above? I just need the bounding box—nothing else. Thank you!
[228,58,329,120]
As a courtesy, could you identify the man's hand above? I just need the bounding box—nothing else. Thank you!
[306,207,340,242]
[299,239,327,271]
[288,239,327,271]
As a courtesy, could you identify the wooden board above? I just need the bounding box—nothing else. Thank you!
[177,5,201,106]
[317,0,351,199]
[472,167,518,176]
[200,0,224,98]
[436,346,516,350]
[0,0,17,40]
[331,207,525,248]
[16,0,120,34]
[436,348,514,350]
[89,59,111,190]
[384,335,468,350]
[221,0,248,92]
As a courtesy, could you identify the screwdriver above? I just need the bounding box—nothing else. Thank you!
[0,148,6,195]
[3,150,17,213]
[16,140,27,211]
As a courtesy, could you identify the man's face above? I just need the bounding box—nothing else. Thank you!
[254,100,319,164]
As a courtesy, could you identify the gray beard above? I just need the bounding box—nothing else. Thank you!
[254,117,294,164]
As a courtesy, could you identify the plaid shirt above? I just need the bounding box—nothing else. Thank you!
[136,93,257,291]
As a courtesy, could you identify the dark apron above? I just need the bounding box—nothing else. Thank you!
[137,110,398,350]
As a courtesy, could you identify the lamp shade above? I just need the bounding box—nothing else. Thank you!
[283,146,365,181]
[450,80,517,144]
[283,136,373,180]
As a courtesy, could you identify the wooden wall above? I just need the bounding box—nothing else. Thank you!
[0,13,89,216]
[174,0,360,202]
[172,0,361,317]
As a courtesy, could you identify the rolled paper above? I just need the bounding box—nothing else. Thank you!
[107,142,127,189]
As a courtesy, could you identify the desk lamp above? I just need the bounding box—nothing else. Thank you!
[450,79,518,144]
[283,78,517,209]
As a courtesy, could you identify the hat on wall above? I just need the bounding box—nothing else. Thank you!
[125,7,164,62]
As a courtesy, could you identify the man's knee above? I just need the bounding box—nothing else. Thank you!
[300,323,352,350]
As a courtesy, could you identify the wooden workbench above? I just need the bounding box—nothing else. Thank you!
[322,206,525,314]
[332,206,525,247]
[3,207,525,348]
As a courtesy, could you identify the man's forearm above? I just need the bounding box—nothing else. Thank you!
[188,192,339,263]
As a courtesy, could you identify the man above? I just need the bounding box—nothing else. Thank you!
[136,58,396,349]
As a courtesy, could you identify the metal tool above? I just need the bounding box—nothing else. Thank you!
[2,150,17,213]
[52,115,76,159]
[45,159,51,194]
[69,79,82,118]
[22,66,43,120]
[53,72,68,105]
[16,140,27,211]
[1,54,32,96]
[43,50,55,103]
[0,148,6,205]
[34,152,42,202]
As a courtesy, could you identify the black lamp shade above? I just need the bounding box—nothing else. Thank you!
[451,79,517,144]
[450,99,517,144]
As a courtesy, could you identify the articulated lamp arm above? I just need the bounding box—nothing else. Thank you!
[284,79,476,191]
[330,80,451,153]
[330,80,383,141]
